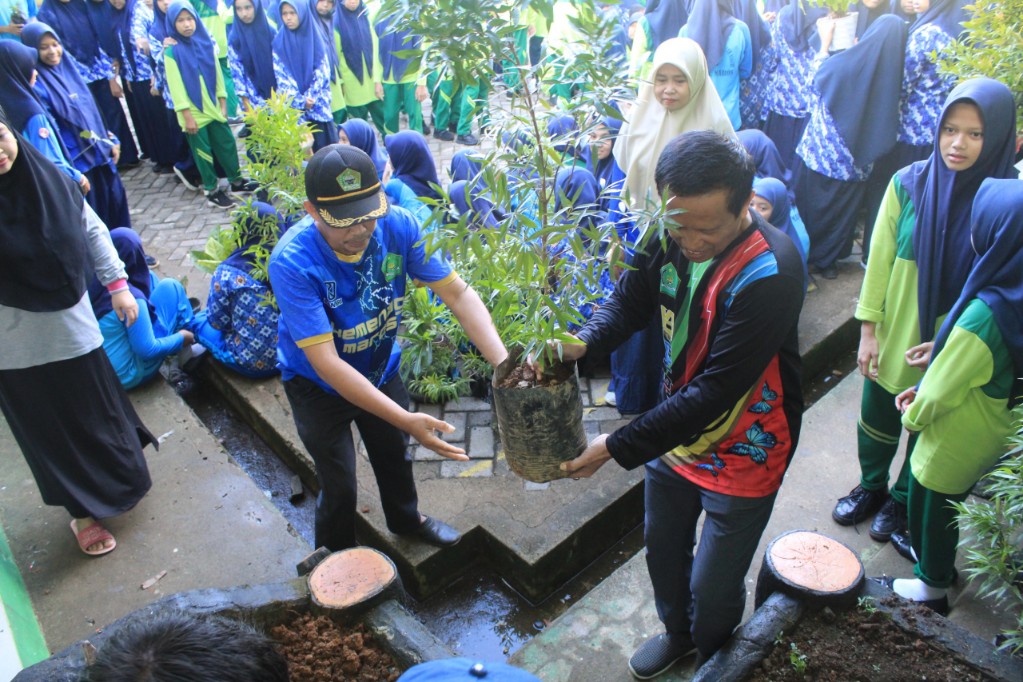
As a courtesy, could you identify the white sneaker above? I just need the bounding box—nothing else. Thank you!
[604,391,617,407]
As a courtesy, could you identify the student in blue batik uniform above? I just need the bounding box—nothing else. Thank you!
[21,22,133,231]
[272,0,336,151]
[227,0,278,113]
[268,144,507,552]
[38,0,141,167]
[761,0,824,171]
[792,15,907,280]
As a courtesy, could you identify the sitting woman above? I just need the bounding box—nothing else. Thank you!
[751,176,809,273]
[192,203,286,378]
[89,228,197,390]
[383,130,441,227]
[339,117,388,179]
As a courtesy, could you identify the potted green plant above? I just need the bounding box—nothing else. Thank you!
[806,0,859,51]
[952,404,1023,655]
[939,0,1023,132]
[378,0,634,482]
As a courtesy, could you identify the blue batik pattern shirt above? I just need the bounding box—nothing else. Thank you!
[741,40,778,128]
[206,264,280,374]
[797,73,872,182]
[268,207,455,393]
[272,51,332,124]
[124,1,154,82]
[763,19,815,118]
[897,25,954,147]
[148,41,175,109]
[73,46,116,85]
[227,44,268,109]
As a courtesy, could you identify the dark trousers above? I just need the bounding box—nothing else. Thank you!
[908,471,968,589]
[283,374,421,551]
[644,458,777,658]
[857,378,915,505]
[310,119,339,153]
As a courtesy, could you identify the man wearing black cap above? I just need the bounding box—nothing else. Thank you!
[268,144,507,551]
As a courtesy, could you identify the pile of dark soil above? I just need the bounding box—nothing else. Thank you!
[270,613,400,681]
[496,360,572,389]
[749,599,996,681]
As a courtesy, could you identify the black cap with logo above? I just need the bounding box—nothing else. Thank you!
[304,144,389,229]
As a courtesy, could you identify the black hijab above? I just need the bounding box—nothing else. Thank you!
[0,106,90,312]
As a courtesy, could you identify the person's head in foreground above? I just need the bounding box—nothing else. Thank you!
[653,130,756,263]
[303,143,390,257]
[81,611,289,682]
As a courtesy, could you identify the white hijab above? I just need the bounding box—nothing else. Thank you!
[615,37,737,211]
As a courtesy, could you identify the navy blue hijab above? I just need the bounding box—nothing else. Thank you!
[0,41,52,134]
[307,0,341,81]
[273,0,326,93]
[88,227,155,320]
[222,202,289,274]
[644,0,690,49]
[731,0,770,70]
[753,176,806,266]
[855,0,890,38]
[815,15,907,169]
[448,179,505,231]
[685,0,736,70]
[901,77,1017,343]
[230,0,278,100]
[910,0,968,39]
[932,178,1023,403]
[37,0,104,65]
[334,0,373,82]
[779,0,826,51]
[167,0,220,112]
[449,149,484,186]
[547,114,589,167]
[376,15,420,82]
[150,0,169,46]
[21,22,113,169]
[341,118,387,177]
[738,128,794,201]
[384,130,441,201]
[592,114,623,195]
[107,0,141,77]
[554,168,604,232]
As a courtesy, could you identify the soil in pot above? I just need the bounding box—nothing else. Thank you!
[270,613,401,681]
[749,598,996,681]
[492,352,587,483]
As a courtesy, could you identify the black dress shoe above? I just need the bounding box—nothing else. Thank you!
[832,485,887,526]
[404,516,461,547]
[871,576,948,616]
[870,496,907,542]
[890,528,917,563]
[434,129,455,142]
[456,133,480,146]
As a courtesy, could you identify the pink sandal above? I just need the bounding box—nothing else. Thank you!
[70,519,117,557]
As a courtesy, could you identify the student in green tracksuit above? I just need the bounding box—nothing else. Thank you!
[164,0,254,208]
[309,0,347,125]
[334,0,386,135]
[831,78,1017,543]
[886,177,1022,616]
[191,0,240,117]
[427,62,488,146]
[375,14,427,135]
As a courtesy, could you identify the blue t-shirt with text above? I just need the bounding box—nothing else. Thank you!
[268,206,454,393]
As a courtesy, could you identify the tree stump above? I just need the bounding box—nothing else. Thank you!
[308,547,402,614]
[755,530,864,609]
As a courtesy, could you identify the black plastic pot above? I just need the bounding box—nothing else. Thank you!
[491,350,587,483]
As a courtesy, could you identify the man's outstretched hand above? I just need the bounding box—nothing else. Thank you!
[560,434,612,478]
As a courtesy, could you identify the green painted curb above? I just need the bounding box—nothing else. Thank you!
[0,521,49,668]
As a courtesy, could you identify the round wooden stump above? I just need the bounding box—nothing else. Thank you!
[755,530,864,609]
[308,547,399,612]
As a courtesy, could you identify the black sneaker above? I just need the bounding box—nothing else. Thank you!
[869,496,907,542]
[230,178,259,194]
[832,485,887,526]
[421,122,432,135]
[456,133,480,146]
[434,129,455,142]
[628,633,696,679]
[173,166,201,192]
[206,189,236,209]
